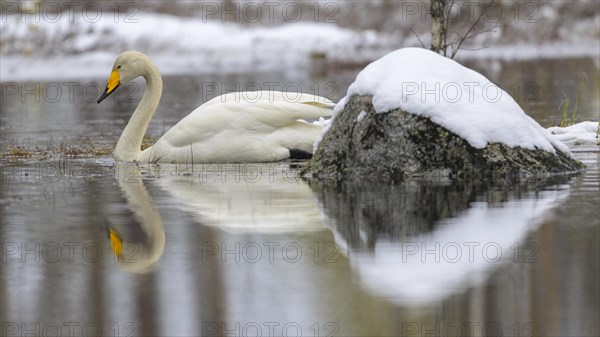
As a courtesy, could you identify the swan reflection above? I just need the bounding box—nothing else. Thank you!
[155,163,328,233]
[108,163,165,273]
[110,162,573,310]
[108,163,334,272]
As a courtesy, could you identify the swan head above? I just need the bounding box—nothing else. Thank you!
[97,51,154,103]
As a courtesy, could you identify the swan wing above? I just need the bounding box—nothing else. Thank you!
[165,91,333,146]
[201,91,333,122]
[141,91,333,163]
[201,91,333,107]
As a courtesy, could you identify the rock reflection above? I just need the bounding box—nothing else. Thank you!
[307,175,575,304]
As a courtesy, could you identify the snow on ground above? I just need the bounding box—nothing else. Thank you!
[455,42,600,62]
[316,48,571,155]
[1,9,599,82]
[547,122,600,151]
[0,12,396,81]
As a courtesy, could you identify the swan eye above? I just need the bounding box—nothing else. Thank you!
[117,65,122,70]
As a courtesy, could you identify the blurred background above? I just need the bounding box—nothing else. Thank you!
[1,0,599,80]
[1,2,599,337]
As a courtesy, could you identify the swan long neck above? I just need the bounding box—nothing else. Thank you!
[114,59,163,161]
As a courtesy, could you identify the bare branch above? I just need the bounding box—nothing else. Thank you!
[446,26,500,56]
[461,25,503,42]
[458,46,491,51]
[443,0,457,52]
[450,0,495,59]
[410,28,426,48]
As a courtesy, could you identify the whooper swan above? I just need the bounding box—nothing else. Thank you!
[97,51,333,163]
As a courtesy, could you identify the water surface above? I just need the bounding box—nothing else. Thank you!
[1,57,599,336]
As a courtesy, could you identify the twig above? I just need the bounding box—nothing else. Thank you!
[410,28,426,48]
[457,46,491,51]
[461,25,502,42]
[449,25,502,54]
[450,0,495,59]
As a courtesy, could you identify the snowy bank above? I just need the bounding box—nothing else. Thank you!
[547,122,600,151]
[1,8,598,82]
[0,12,396,81]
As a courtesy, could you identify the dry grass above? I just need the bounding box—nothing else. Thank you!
[1,134,157,161]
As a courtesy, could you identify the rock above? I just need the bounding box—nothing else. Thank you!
[302,95,584,182]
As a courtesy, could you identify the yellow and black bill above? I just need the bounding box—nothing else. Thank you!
[97,69,121,103]
[108,227,124,259]
[101,218,124,259]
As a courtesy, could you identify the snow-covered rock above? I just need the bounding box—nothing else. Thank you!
[304,48,584,181]
[317,48,569,154]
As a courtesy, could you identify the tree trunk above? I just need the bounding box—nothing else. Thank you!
[430,0,447,55]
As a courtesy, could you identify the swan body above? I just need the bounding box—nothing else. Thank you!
[97,51,333,163]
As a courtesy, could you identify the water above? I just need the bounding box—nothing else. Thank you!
[1,57,599,336]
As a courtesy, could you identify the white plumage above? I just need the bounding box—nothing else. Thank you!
[97,51,333,163]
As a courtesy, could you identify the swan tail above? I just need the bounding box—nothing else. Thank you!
[284,98,333,120]
[289,148,313,160]
[300,101,334,109]
[300,101,334,117]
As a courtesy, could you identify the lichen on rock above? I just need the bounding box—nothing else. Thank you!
[302,95,584,182]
